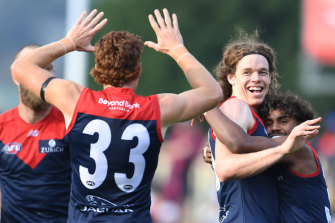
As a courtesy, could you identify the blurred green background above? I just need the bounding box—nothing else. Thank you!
[87,0,335,120]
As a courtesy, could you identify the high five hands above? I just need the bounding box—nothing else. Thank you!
[66,9,107,52]
[144,8,185,57]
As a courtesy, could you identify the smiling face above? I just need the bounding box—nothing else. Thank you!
[228,54,271,109]
[263,109,299,138]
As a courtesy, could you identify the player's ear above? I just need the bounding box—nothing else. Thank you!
[138,62,142,77]
[11,73,19,86]
[227,73,235,86]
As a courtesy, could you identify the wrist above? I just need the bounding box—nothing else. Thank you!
[277,144,290,156]
[57,37,76,53]
[169,44,188,59]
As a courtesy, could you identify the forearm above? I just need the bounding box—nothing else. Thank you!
[11,38,74,98]
[25,38,74,69]
[216,145,286,182]
[170,45,222,104]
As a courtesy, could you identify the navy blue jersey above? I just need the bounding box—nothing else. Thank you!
[276,143,331,223]
[208,97,279,223]
[65,87,163,223]
[0,107,71,223]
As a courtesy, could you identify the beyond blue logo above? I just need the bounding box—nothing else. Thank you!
[2,142,22,154]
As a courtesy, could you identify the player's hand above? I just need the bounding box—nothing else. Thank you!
[66,9,107,52]
[190,114,204,126]
[202,143,212,165]
[281,117,321,154]
[144,8,184,56]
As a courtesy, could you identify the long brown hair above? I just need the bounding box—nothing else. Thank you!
[215,30,278,101]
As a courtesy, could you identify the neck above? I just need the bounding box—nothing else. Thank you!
[104,78,139,91]
[18,103,52,124]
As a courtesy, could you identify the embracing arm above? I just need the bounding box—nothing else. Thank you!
[145,9,222,128]
[11,10,107,127]
[215,117,321,182]
[205,101,283,153]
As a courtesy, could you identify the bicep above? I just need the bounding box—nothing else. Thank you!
[159,89,211,127]
[45,78,83,124]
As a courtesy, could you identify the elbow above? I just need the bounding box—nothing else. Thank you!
[217,139,247,154]
[11,61,19,82]
[11,60,22,82]
[229,142,248,154]
[208,85,223,108]
[215,165,235,183]
[214,85,223,104]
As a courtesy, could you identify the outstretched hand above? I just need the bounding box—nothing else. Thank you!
[281,117,322,154]
[66,9,107,52]
[144,8,184,56]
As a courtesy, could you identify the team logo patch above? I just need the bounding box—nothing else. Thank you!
[2,142,22,154]
[86,195,116,206]
[39,139,66,154]
[48,139,56,147]
[80,195,134,213]
[27,129,39,137]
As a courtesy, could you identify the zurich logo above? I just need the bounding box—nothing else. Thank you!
[3,142,22,154]
[48,139,56,147]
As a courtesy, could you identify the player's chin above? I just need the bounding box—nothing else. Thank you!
[248,99,264,109]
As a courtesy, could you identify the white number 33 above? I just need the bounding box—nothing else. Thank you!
[79,119,150,193]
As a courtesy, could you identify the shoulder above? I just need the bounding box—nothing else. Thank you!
[0,107,18,124]
[219,97,253,118]
[219,97,254,131]
[48,107,66,122]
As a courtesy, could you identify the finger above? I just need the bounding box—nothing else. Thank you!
[89,11,105,29]
[295,129,318,138]
[303,129,319,135]
[206,149,212,158]
[304,130,319,140]
[307,117,322,125]
[163,8,172,27]
[154,9,166,28]
[144,41,158,51]
[172,13,179,32]
[91,18,108,35]
[203,147,208,159]
[199,114,204,122]
[148,14,160,34]
[75,11,87,26]
[191,118,195,126]
[83,9,98,26]
[303,125,321,131]
[85,45,95,52]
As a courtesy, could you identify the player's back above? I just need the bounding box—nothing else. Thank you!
[0,107,71,223]
[66,87,163,223]
[276,143,331,223]
[208,104,279,223]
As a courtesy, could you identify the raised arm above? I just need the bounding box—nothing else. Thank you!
[11,9,107,127]
[214,117,321,182]
[145,9,223,127]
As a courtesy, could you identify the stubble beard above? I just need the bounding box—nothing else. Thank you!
[19,85,50,112]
